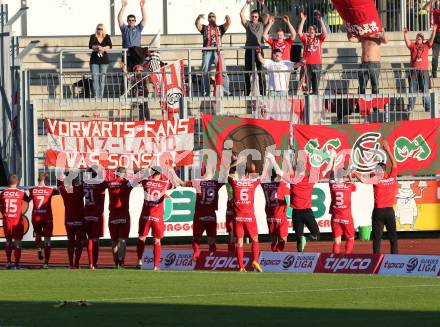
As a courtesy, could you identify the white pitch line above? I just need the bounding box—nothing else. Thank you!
[93,284,440,303]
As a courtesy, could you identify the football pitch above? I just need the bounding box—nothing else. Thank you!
[0,270,439,327]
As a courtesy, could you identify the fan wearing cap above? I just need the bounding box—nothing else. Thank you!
[354,140,399,254]
[403,26,437,113]
[136,167,173,270]
[256,47,303,97]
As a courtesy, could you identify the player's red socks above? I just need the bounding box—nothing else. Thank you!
[74,242,83,268]
[237,244,244,269]
[153,243,161,268]
[345,239,354,254]
[93,241,99,267]
[251,241,260,262]
[137,239,146,261]
[36,236,42,250]
[14,246,22,267]
[333,242,341,254]
[191,240,200,261]
[208,243,216,254]
[87,240,94,268]
[277,240,286,252]
[228,241,235,254]
[67,240,75,267]
[44,245,51,265]
[5,243,12,263]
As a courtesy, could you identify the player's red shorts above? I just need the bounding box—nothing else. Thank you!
[266,216,288,238]
[84,215,103,239]
[138,215,164,239]
[32,220,53,238]
[109,218,130,241]
[234,215,258,238]
[331,216,355,239]
[226,212,235,233]
[193,216,217,239]
[4,221,24,240]
[65,221,86,241]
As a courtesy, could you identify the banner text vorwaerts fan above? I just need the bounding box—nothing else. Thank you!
[45,118,194,169]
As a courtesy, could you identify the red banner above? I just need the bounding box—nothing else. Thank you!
[45,118,194,169]
[331,0,383,37]
[194,251,253,271]
[202,114,291,174]
[293,119,440,176]
[314,253,384,274]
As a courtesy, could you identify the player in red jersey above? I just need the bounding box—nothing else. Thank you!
[136,167,173,270]
[58,172,85,269]
[83,167,108,270]
[225,166,237,254]
[29,172,59,268]
[355,141,398,254]
[107,167,134,268]
[261,171,290,252]
[328,160,357,254]
[266,153,320,252]
[228,161,263,272]
[170,165,224,262]
[0,174,30,269]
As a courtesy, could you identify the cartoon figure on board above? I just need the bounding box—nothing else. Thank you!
[395,181,427,231]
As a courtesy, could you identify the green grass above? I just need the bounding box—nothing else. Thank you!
[0,270,440,326]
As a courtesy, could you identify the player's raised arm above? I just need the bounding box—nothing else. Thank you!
[382,140,397,169]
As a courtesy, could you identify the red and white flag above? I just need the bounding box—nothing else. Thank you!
[331,0,383,37]
[213,51,224,114]
[150,59,186,121]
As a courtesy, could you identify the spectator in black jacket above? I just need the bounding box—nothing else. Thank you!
[89,24,112,98]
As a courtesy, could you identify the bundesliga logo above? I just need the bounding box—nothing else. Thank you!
[282,255,295,269]
[165,253,177,266]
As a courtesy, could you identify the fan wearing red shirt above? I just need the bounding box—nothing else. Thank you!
[0,174,30,269]
[261,171,290,252]
[424,0,440,76]
[58,172,85,269]
[263,15,296,61]
[83,167,108,270]
[403,26,436,112]
[228,162,263,272]
[356,141,399,254]
[298,10,326,95]
[107,167,134,268]
[29,172,58,268]
[329,173,357,255]
[136,168,173,270]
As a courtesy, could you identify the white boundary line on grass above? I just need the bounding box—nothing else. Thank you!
[93,284,440,302]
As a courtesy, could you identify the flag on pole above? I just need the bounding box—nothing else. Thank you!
[213,50,224,114]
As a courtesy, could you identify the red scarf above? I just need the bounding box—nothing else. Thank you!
[206,24,221,47]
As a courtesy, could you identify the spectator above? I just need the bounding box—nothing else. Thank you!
[118,0,147,70]
[403,26,436,112]
[195,12,231,96]
[263,15,296,61]
[256,48,303,96]
[347,30,388,97]
[423,0,440,77]
[89,24,112,98]
[240,0,269,95]
[298,10,326,95]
